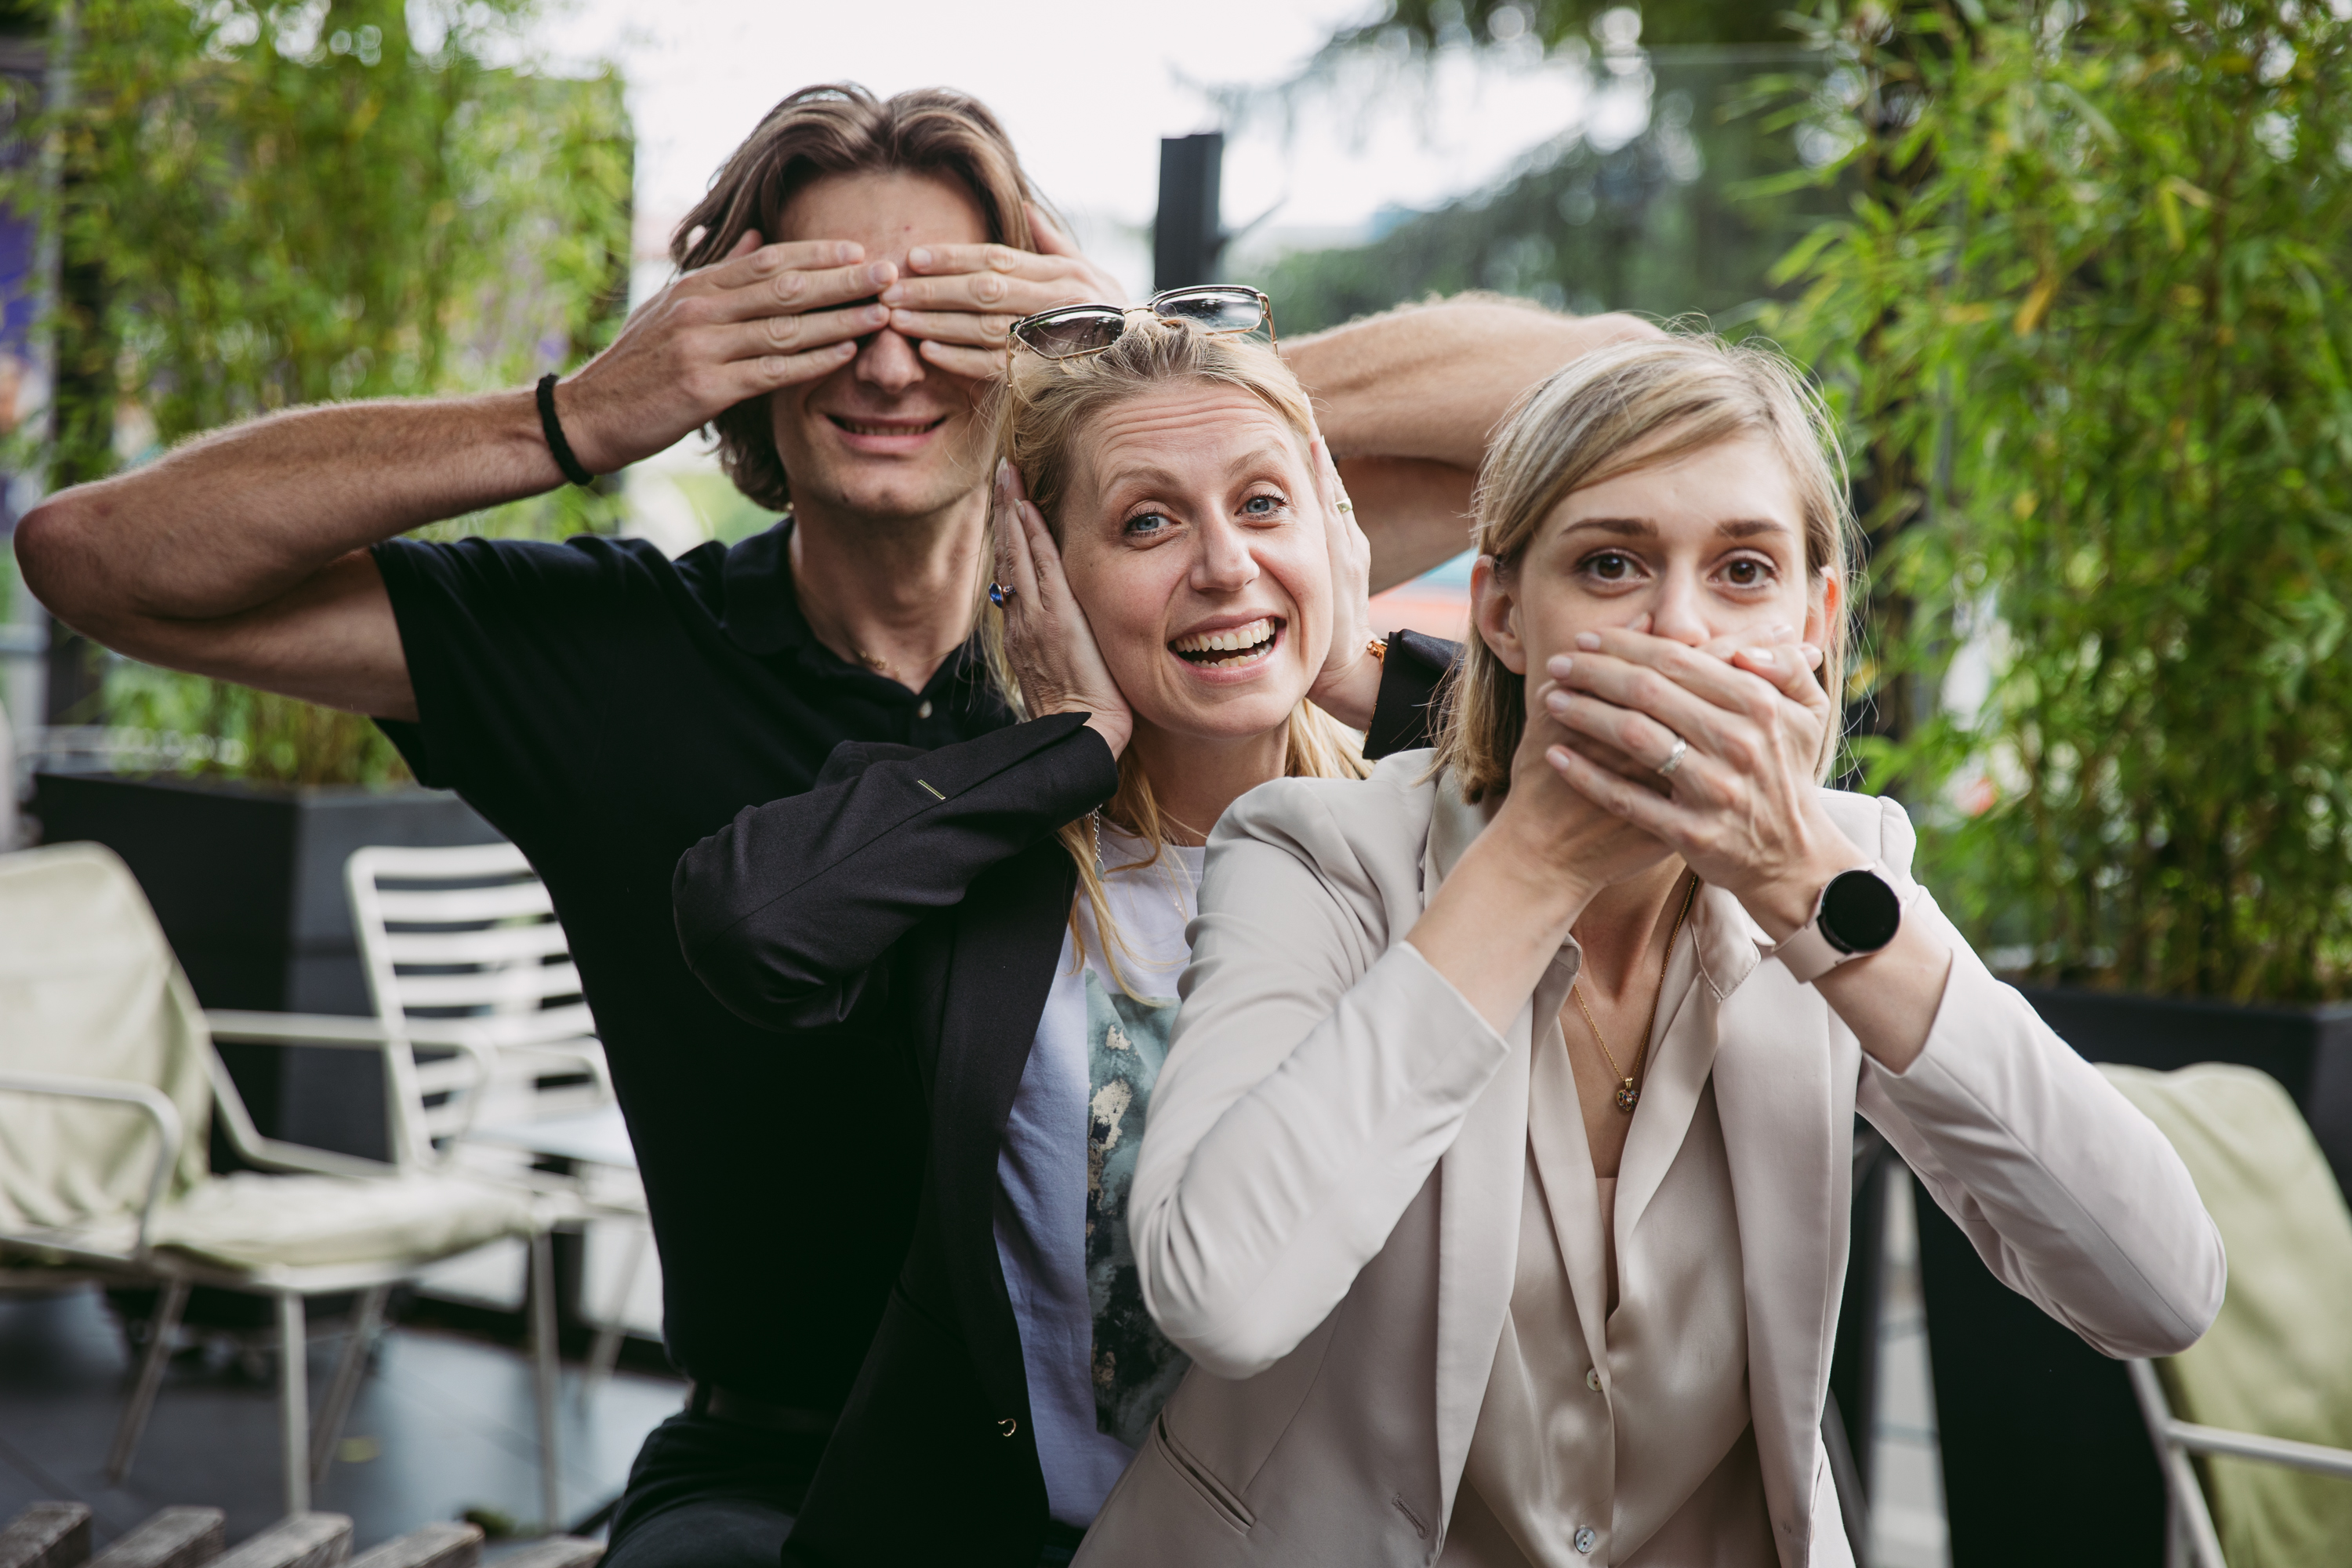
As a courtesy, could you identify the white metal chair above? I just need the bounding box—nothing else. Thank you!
[345,841,652,1382]
[0,841,565,1522]
[2101,1062,2352,1567]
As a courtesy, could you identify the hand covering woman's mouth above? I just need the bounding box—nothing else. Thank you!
[1171,617,1282,667]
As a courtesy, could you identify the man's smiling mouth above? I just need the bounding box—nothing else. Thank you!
[827,416,949,437]
[1171,616,1282,668]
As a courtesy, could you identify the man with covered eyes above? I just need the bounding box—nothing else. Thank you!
[14,81,1656,1567]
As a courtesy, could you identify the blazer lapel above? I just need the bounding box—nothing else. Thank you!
[1615,885,1755,1236]
[1425,781,1551,1520]
[931,841,1081,1419]
[1710,928,1857,1568]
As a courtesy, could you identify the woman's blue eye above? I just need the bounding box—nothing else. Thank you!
[1242,493,1281,517]
[1124,511,1172,537]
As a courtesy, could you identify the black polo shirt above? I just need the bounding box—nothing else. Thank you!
[373,519,998,1410]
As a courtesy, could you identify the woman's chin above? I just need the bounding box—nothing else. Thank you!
[1131,683,1312,749]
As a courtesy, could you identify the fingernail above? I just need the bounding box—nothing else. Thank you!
[1548,654,1573,677]
[1744,648,1776,666]
[1802,643,1824,669]
[908,247,931,269]
[868,261,895,286]
[1770,624,1796,640]
[1575,633,1602,652]
[877,285,903,304]
[995,459,1009,488]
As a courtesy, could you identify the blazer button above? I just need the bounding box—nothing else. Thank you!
[1573,1526,1598,1554]
[998,1417,1019,1438]
[1585,1367,1602,1392]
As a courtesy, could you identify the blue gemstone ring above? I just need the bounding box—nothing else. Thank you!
[988,582,1013,608]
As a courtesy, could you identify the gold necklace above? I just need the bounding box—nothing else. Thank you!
[1569,872,1700,1113]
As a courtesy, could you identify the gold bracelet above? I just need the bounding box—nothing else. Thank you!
[1367,635,1388,665]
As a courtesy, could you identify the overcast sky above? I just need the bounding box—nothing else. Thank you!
[541,0,1610,299]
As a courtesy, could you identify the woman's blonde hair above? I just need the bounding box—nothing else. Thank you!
[1435,332,1857,802]
[985,314,1369,978]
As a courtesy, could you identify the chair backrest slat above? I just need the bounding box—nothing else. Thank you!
[346,842,607,1163]
[373,882,554,924]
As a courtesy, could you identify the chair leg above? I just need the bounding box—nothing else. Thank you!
[584,1221,650,1395]
[528,1231,562,1531]
[310,1284,390,1488]
[105,1276,190,1483]
[278,1292,310,1515]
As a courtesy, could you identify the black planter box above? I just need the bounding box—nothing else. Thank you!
[31,771,503,1164]
[1921,985,2352,1568]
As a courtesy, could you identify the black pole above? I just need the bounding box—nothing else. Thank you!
[1153,132,1224,292]
[44,16,110,727]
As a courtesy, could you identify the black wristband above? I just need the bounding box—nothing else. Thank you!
[535,372,596,488]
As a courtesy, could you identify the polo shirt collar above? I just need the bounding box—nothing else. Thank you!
[717,518,813,658]
[717,517,994,705]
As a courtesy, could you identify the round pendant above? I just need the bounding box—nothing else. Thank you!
[1616,1082,1640,1112]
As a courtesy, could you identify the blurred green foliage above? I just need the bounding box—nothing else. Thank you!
[1768,0,2352,1001]
[1330,0,1796,52]
[1239,46,1842,334]
[16,0,629,785]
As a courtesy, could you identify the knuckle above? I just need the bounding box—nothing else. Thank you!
[770,271,808,305]
[764,313,802,348]
[989,246,1019,272]
[975,274,1007,304]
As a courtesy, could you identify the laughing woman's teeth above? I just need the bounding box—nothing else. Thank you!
[1171,617,1280,666]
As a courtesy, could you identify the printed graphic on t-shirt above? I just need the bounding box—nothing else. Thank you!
[1083,968,1191,1447]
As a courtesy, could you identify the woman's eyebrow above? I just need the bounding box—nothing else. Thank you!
[1558,517,1658,539]
[1718,518,1792,540]
[1225,445,1295,477]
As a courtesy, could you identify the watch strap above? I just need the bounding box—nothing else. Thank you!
[1769,863,1900,985]
[1771,917,1852,985]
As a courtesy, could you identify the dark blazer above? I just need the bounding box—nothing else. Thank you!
[672,633,1457,1567]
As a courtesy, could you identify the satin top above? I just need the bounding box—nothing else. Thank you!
[1442,910,1777,1568]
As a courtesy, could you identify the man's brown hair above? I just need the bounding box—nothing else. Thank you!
[670,83,1044,510]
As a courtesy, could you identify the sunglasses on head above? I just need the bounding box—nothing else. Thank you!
[1007,285,1276,362]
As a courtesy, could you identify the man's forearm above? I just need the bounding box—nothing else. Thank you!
[1286,297,1661,470]
[16,387,565,627]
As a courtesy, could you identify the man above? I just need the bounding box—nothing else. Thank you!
[16,83,1652,1566]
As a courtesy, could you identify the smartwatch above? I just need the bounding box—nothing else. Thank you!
[1770,866,1904,984]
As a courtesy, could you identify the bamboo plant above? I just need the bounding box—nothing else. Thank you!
[18,0,630,785]
[1771,0,2352,1002]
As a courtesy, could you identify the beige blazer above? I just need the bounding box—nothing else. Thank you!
[1078,751,2225,1568]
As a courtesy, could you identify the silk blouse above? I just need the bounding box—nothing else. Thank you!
[1441,906,1776,1567]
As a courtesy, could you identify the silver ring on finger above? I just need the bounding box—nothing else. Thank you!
[1656,734,1690,779]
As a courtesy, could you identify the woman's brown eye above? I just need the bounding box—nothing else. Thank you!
[1727,560,1762,586]
[1592,554,1628,579]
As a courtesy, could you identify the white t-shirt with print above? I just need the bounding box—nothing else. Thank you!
[993,825,1200,1528]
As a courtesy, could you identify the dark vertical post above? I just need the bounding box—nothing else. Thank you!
[44,9,109,726]
[1153,132,1224,292]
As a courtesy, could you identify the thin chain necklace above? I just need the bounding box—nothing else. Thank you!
[1091,810,1203,928]
[1570,872,1700,1114]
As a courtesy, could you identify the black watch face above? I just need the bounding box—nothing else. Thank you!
[1820,869,1902,955]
